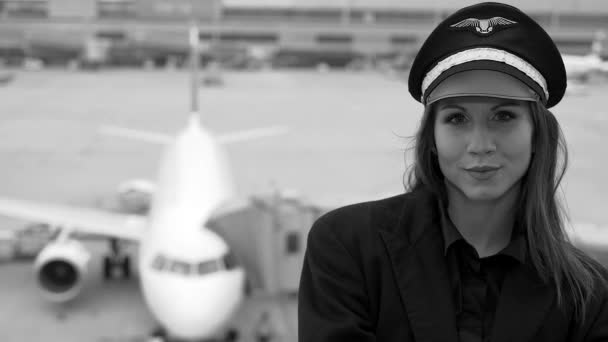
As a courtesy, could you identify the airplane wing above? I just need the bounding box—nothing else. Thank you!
[0,196,146,241]
[99,124,289,145]
[216,126,289,144]
[568,223,608,250]
[98,125,171,144]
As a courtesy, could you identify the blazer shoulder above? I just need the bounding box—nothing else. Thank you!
[305,193,408,264]
[315,192,405,226]
[309,190,429,245]
[574,255,608,340]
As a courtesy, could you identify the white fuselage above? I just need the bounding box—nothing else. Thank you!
[137,116,246,340]
[563,53,608,81]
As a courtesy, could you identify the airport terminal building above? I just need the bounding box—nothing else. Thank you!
[1,0,607,67]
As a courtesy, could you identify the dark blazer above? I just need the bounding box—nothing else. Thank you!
[298,188,608,342]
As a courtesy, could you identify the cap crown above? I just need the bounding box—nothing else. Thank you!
[408,2,566,108]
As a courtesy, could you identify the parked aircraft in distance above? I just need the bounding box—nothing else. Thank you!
[562,31,608,82]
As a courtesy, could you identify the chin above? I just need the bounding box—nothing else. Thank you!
[445,175,521,203]
[459,178,523,202]
[461,187,506,201]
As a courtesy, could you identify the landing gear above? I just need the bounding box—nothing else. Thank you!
[147,327,167,342]
[103,255,130,279]
[103,238,131,280]
[224,328,239,342]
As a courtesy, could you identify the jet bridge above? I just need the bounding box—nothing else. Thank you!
[207,190,325,297]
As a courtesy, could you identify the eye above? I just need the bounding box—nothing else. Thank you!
[493,111,516,122]
[444,112,468,125]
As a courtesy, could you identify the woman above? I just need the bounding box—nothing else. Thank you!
[298,2,608,342]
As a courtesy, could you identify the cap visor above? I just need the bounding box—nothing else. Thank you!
[425,69,540,105]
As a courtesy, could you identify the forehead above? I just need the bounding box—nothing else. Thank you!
[434,96,531,110]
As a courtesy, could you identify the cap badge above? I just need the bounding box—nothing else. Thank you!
[450,17,517,35]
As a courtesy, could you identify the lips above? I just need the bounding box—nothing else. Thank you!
[465,165,500,172]
[464,165,501,180]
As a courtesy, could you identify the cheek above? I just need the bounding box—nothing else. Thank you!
[499,114,534,167]
[434,126,463,168]
[501,127,534,172]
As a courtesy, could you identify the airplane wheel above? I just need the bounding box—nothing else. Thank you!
[243,278,252,297]
[224,328,239,342]
[146,337,165,342]
[121,256,131,279]
[148,327,167,342]
[103,257,112,280]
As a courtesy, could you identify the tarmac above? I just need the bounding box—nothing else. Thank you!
[0,68,606,341]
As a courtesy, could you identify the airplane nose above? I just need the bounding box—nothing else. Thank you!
[141,268,245,340]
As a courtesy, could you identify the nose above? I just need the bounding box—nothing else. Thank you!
[466,125,496,155]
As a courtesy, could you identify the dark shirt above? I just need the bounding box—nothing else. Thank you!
[438,200,527,342]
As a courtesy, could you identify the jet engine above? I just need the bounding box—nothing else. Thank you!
[34,239,91,302]
[116,179,155,214]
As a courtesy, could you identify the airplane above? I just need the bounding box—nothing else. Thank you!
[562,30,608,82]
[0,24,291,342]
[0,115,290,341]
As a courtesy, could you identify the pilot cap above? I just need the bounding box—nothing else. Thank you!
[408,2,567,108]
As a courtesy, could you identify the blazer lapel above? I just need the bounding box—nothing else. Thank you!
[490,263,555,342]
[378,189,458,342]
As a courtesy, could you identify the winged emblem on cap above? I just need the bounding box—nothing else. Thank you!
[450,17,517,35]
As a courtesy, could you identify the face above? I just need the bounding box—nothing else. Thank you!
[433,96,534,202]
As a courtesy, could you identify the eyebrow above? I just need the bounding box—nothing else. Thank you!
[436,104,465,111]
[436,101,524,111]
[491,101,523,110]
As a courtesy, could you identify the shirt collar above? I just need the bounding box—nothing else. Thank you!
[438,198,463,255]
[437,197,527,263]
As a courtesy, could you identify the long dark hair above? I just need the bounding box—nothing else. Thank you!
[405,100,606,321]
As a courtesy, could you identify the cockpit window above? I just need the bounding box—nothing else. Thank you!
[151,252,238,277]
[170,260,191,275]
[223,251,238,270]
[197,259,220,275]
[151,254,169,271]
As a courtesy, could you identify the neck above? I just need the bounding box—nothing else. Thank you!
[445,181,521,257]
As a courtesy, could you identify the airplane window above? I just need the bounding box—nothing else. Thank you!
[151,254,169,271]
[169,260,191,275]
[151,254,193,275]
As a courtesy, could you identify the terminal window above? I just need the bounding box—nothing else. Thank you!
[286,232,300,254]
[5,0,48,18]
[390,35,418,45]
[97,0,135,18]
[96,30,127,41]
[316,34,353,44]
